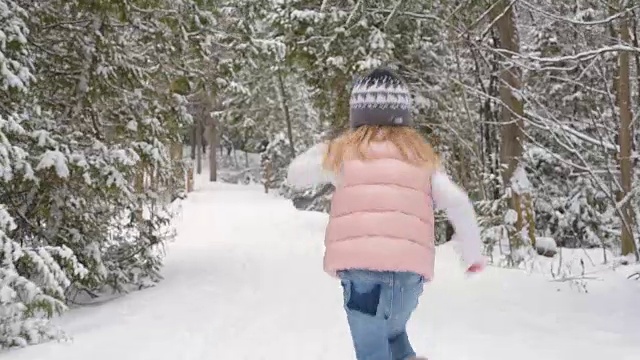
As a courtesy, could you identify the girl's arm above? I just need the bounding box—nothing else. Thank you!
[431,170,485,270]
[286,142,336,189]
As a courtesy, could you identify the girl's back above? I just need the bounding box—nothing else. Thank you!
[323,128,438,280]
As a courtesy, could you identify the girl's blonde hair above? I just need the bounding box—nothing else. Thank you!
[322,125,439,172]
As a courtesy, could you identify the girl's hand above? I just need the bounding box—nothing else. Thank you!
[466,262,485,274]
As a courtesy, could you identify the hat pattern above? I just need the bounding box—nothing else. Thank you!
[349,68,413,128]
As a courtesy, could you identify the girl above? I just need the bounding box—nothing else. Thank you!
[286,68,485,360]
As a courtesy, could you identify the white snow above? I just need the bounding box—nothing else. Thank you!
[35,150,69,178]
[3,174,640,360]
[536,236,558,253]
[510,164,532,195]
[504,208,518,224]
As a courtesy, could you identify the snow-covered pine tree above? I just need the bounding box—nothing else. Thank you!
[15,0,198,296]
[0,0,88,348]
[1,0,217,348]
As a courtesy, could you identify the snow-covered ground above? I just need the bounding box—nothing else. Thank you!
[4,174,640,360]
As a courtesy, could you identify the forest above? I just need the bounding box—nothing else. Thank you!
[1,0,638,349]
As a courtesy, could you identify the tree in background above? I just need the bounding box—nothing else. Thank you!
[222,0,639,263]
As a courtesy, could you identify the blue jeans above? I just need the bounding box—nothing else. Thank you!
[338,270,425,360]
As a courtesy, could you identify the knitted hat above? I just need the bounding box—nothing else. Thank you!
[349,68,413,129]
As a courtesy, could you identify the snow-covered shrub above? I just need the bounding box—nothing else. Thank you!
[0,206,88,347]
[0,0,80,347]
[526,148,617,250]
[477,192,527,266]
[535,237,558,257]
[1,0,210,348]
[261,133,296,193]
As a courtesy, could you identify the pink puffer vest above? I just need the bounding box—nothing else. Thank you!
[323,141,436,280]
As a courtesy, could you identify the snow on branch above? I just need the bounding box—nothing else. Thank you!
[510,164,532,195]
[525,111,619,152]
[499,45,640,65]
[521,0,640,26]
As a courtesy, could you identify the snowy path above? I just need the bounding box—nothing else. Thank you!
[6,179,640,360]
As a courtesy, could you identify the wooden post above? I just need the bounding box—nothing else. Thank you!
[262,156,272,194]
[186,164,194,193]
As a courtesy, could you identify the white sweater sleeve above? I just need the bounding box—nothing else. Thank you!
[286,142,337,189]
[431,170,484,267]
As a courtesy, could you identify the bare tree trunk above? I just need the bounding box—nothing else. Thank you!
[632,12,640,124]
[169,142,184,197]
[616,7,637,258]
[190,125,196,160]
[276,70,296,158]
[209,119,218,182]
[202,131,207,155]
[490,1,535,254]
[196,120,202,175]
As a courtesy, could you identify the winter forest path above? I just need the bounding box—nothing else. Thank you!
[6,175,640,360]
